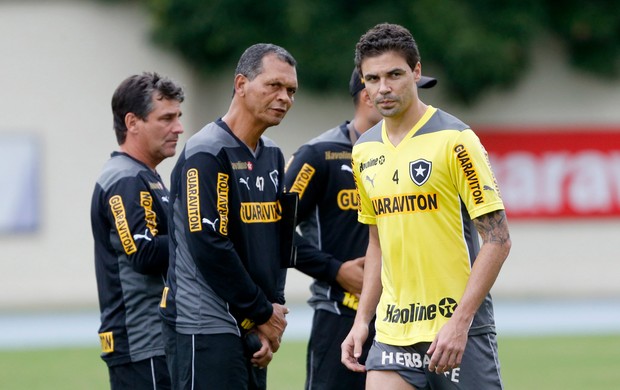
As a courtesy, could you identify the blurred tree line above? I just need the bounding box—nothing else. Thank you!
[107,0,619,104]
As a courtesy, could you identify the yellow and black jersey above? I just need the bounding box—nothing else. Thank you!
[284,123,367,316]
[161,119,287,336]
[91,151,170,367]
[352,106,504,346]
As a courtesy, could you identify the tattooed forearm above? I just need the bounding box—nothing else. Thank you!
[473,210,511,245]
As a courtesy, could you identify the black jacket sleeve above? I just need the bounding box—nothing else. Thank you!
[285,144,343,283]
[106,176,169,275]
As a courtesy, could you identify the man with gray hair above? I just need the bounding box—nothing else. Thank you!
[160,43,297,390]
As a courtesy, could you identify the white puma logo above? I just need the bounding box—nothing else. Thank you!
[239,177,250,190]
[133,229,152,242]
[202,217,219,231]
[340,164,353,174]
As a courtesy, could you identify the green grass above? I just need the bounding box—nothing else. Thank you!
[1,334,619,389]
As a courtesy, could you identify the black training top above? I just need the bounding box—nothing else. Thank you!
[91,151,169,367]
[161,119,287,335]
[285,122,367,317]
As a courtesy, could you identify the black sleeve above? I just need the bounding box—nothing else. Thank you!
[182,153,272,325]
[285,144,343,283]
[106,176,169,275]
[294,232,341,283]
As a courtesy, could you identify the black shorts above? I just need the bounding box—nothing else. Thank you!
[161,321,266,390]
[108,356,170,390]
[305,309,375,390]
[365,333,503,389]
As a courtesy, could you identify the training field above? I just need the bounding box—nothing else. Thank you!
[1,334,619,389]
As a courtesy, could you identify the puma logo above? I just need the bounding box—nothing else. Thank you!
[133,229,152,242]
[365,174,376,188]
[202,217,219,231]
[239,177,250,190]
[340,164,353,174]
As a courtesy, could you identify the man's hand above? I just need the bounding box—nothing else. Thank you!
[335,257,365,295]
[427,317,469,374]
[257,303,289,352]
[250,331,274,368]
[340,321,368,372]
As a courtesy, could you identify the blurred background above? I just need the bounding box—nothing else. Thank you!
[1,0,620,350]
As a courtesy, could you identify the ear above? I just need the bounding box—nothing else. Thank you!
[125,112,139,134]
[233,74,248,97]
[361,89,374,109]
[413,62,422,83]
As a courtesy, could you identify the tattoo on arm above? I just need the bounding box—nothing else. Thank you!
[473,210,510,245]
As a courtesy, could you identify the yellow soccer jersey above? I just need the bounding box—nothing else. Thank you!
[352,106,504,346]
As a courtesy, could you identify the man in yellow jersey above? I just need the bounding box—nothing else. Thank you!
[341,23,511,390]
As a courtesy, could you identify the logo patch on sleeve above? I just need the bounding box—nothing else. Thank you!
[99,331,114,353]
[217,173,229,235]
[187,168,202,232]
[140,192,158,235]
[160,286,169,308]
[240,318,255,330]
[109,195,137,255]
[290,163,315,200]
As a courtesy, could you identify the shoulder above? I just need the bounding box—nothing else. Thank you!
[355,120,383,146]
[260,135,283,155]
[184,121,237,159]
[306,124,350,147]
[96,153,147,191]
[291,124,349,160]
[416,107,470,137]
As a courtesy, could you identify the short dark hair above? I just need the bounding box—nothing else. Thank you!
[355,23,421,75]
[235,43,297,81]
[111,72,185,145]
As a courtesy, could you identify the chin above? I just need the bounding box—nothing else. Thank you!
[163,148,177,158]
[266,118,284,127]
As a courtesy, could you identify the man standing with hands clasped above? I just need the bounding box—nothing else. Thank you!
[160,43,297,390]
[341,23,512,389]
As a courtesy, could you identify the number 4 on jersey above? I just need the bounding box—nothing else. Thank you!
[392,170,399,184]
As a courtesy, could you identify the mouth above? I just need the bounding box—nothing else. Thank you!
[377,100,395,108]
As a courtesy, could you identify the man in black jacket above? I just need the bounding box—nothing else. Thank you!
[160,43,297,390]
[91,72,184,389]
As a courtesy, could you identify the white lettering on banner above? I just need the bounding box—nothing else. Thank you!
[489,151,620,216]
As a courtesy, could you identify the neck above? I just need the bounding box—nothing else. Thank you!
[221,110,266,151]
[120,144,158,170]
[384,101,428,147]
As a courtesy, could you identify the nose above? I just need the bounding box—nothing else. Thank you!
[378,78,391,94]
[172,120,185,134]
[173,118,184,134]
[276,87,294,106]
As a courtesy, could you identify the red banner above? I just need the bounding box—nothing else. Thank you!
[476,127,620,219]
